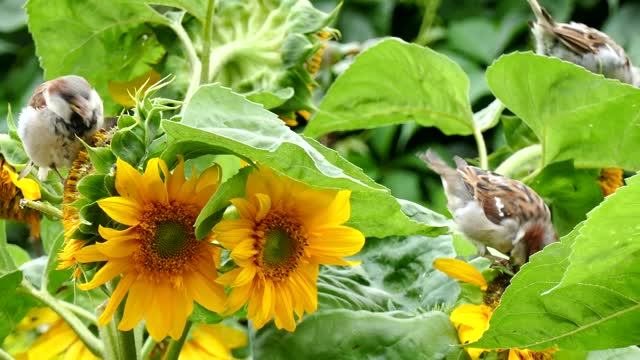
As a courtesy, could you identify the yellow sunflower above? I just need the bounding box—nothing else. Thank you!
[435,257,555,360]
[11,307,99,360]
[73,157,227,341]
[180,323,248,359]
[598,168,624,196]
[214,166,365,331]
[0,156,41,238]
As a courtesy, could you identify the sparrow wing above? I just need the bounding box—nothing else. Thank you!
[28,82,48,110]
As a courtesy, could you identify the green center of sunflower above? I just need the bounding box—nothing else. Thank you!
[154,221,191,258]
[257,211,307,281]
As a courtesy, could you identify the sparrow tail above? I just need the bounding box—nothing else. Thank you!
[418,149,458,178]
[526,0,555,27]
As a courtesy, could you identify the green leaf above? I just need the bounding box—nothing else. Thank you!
[317,266,396,312]
[84,144,116,175]
[0,134,28,166]
[0,270,38,344]
[0,221,18,273]
[40,217,64,256]
[111,129,146,166]
[487,52,640,170]
[78,175,111,202]
[164,84,446,238]
[358,235,459,309]
[529,161,603,236]
[476,172,640,351]
[7,245,30,268]
[195,166,253,240]
[246,88,295,110]
[254,310,462,359]
[305,38,474,138]
[501,116,539,151]
[26,0,169,114]
[473,99,505,132]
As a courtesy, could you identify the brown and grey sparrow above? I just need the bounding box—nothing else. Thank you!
[420,150,557,265]
[527,0,640,87]
[18,75,104,180]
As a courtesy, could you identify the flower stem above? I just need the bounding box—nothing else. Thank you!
[0,348,14,360]
[99,280,139,360]
[141,336,157,360]
[494,144,543,179]
[473,126,489,170]
[163,321,192,360]
[200,0,216,84]
[60,300,97,324]
[20,280,103,358]
[19,199,62,219]
[169,20,202,106]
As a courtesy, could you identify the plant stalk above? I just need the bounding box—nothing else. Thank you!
[473,126,489,170]
[200,0,216,84]
[19,199,62,219]
[169,21,202,105]
[20,280,104,358]
[162,321,193,360]
[494,144,543,178]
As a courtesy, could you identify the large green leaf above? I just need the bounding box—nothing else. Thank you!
[476,176,640,350]
[26,0,169,114]
[254,310,463,359]
[487,52,640,170]
[0,270,38,344]
[304,38,474,138]
[162,84,449,238]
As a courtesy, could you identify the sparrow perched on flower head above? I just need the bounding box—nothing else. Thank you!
[419,150,557,265]
[527,0,640,87]
[18,75,104,180]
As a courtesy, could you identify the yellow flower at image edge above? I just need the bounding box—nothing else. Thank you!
[73,157,227,341]
[214,166,365,331]
[180,323,247,360]
[12,308,99,360]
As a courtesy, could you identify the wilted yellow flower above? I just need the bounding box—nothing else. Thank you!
[0,156,41,238]
[12,308,99,360]
[214,166,365,331]
[598,168,624,196]
[180,323,248,360]
[74,157,226,341]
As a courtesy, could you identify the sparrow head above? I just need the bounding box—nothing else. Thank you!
[39,75,104,136]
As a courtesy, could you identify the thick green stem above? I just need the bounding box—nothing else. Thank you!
[473,126,489,170]
[163,321,193,360]
[200,0,216,84]
[414,0,441,45]
[19,199,62,219]
[169,21,202,105]
[494,145,543,178]
[20,281,103,358]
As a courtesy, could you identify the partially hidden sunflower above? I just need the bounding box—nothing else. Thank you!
[180,323,248,360]
[10,307,99,360]
[0,155,41,237]
[434,258,555,360]
[214,166,365,331]
[73,157,227,341]
[58,129,111,278]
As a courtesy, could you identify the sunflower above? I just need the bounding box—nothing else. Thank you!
[180,323,248,360]
[214,166,365,331]
[73,157,227,341]
[58,129,111,277]
[10,307,99,360]
[435,257,555,360]
[0,156,41,237]
[598,168,624,196]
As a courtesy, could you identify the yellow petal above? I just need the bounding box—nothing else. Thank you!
[253,193,271,222]
[72,245,108,263]
[165,157,186,200]
[307,226,365,258]
[231,198,257,221]
[225,281,252,315]
[450,304,492,344]
[433,258,488,291]
[118,279,150,330]
[98,197,142,226]
[273,282,296,331]
[146,284,172,341]
[188,270,226,313]
[98,273,136,326]
[142,158,168,204]
[325,190,351,224]
[115,158,144,203]
[77,259,129,290]
[12,175,41,201]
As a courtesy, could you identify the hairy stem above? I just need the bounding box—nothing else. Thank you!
[0,348,13,360]
[495,144,543,178]
[60,300,98,324]
[200,0,216,84]
[21,281,103,357]
[473,126,489,170]
[19,199,62,219]
[169,21,202,105]
[141,336,157,360]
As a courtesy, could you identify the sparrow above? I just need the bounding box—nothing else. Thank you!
[527,0,640,87]
[18,75,104,181]
[419,150,557,265]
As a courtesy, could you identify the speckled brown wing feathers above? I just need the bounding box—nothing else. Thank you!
[456,164,549,226]
[28,82,48,109]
